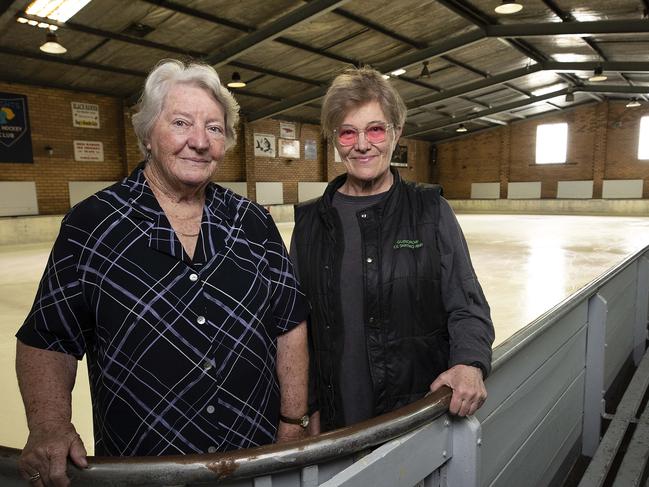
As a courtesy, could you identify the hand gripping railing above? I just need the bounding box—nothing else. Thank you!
[0,387,452,486]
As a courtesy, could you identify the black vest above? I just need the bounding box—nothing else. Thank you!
[294,170,448,430]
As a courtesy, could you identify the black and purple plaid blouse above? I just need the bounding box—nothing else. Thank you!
[17,165,307,456]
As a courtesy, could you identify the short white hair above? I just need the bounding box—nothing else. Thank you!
[132,59,240,156]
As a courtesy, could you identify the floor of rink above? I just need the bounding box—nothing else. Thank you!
[2,213,649,454]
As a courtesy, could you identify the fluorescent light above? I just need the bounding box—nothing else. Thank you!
[456,124,468,133]
[626,99,641,108]
[26,0,92,22]
[16,17,28,23]
[495,1,523,14]
[390,68,406,76]
[381,74,390,80]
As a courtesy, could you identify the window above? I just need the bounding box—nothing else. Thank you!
[536,123,567,164]
[639,116,649,160]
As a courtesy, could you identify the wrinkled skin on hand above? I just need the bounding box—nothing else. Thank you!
[276,421,308,443]
[430,364,487,417]
[18,421,87,487]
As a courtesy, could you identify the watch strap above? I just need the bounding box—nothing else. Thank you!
[279,413,309,428]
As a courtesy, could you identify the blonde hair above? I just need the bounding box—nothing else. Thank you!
[321,66,407,138]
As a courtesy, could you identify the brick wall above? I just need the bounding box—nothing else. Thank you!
[0,82,126,214]
[245,119,325,203]
[436,101,649,199]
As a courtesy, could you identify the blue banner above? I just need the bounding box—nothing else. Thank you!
[0,93,33,163]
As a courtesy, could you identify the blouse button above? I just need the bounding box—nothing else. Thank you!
[366,257,373,263]
[197,316,206,325]
[189,273,198,282]
[203,360,212,370]
[206,405,215,414]
[208,446,217,453]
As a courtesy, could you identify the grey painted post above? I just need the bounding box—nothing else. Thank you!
[583,293,608,457]
[445,416,481,487]
[633,255,649,365]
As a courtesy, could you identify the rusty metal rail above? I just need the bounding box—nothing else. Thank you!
[0,388,451,486]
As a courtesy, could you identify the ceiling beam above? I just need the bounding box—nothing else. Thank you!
[543,61,649,73]
[405,88,572,137]
[0,45,146,77]
[405,84,649,138]
[15,13,327,100]
[206,0,351,67]
[331,8,427,49]
[405,64,543,110]
[247,30,485,121]
[485,19,649,38]
[580,85,649,94]
[142,0,362,67]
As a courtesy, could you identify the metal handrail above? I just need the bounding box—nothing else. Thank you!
[0,388,451,485]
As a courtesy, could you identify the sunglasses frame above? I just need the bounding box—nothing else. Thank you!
[333,122,394,147]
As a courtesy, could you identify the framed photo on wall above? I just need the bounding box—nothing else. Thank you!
[304,139,317,160]
[278,139,300,158]
[254,133,275,157]
[279,121,296,139]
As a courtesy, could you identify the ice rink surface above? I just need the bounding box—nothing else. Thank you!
[2,214,649,452]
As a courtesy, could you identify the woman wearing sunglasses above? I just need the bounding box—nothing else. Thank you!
[291,66,494,433]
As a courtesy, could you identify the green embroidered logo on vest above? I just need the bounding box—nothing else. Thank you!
[393,239,423,249]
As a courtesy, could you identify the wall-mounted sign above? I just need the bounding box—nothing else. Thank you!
[304,139,317,160]
[279,139,300,158]
[0,92,33,163]
[74,140,104,161]
[254,133,275,157]
[279,121,296,139]
[72,101,100,129]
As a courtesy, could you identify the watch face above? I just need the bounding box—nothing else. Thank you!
[299,415,310,428]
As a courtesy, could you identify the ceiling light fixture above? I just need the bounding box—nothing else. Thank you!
[565,92,575,102]
[626,98,641,108]
[495,1,523,15]
[227,72,246,88]
[588,66,607,82]
[39,31,66,54]
[26,0,92,23]
[456,124,468,133]
[390,68,406,77]
[420,61,430,78]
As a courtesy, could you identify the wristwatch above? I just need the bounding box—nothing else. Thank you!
[279,413,310,428]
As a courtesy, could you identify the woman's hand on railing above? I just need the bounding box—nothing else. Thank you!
[429,364,487,417]
[18,421,87,487]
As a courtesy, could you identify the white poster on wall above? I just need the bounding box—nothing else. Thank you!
[71,102,100,129]
[254,133,275,157]
[73,140,104,161]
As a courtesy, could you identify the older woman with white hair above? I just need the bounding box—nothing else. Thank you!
[16,59,308,486]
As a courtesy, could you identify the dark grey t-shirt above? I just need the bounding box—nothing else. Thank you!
[332,190,387,425]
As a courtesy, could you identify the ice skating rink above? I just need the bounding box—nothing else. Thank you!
[2,213,649,453]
